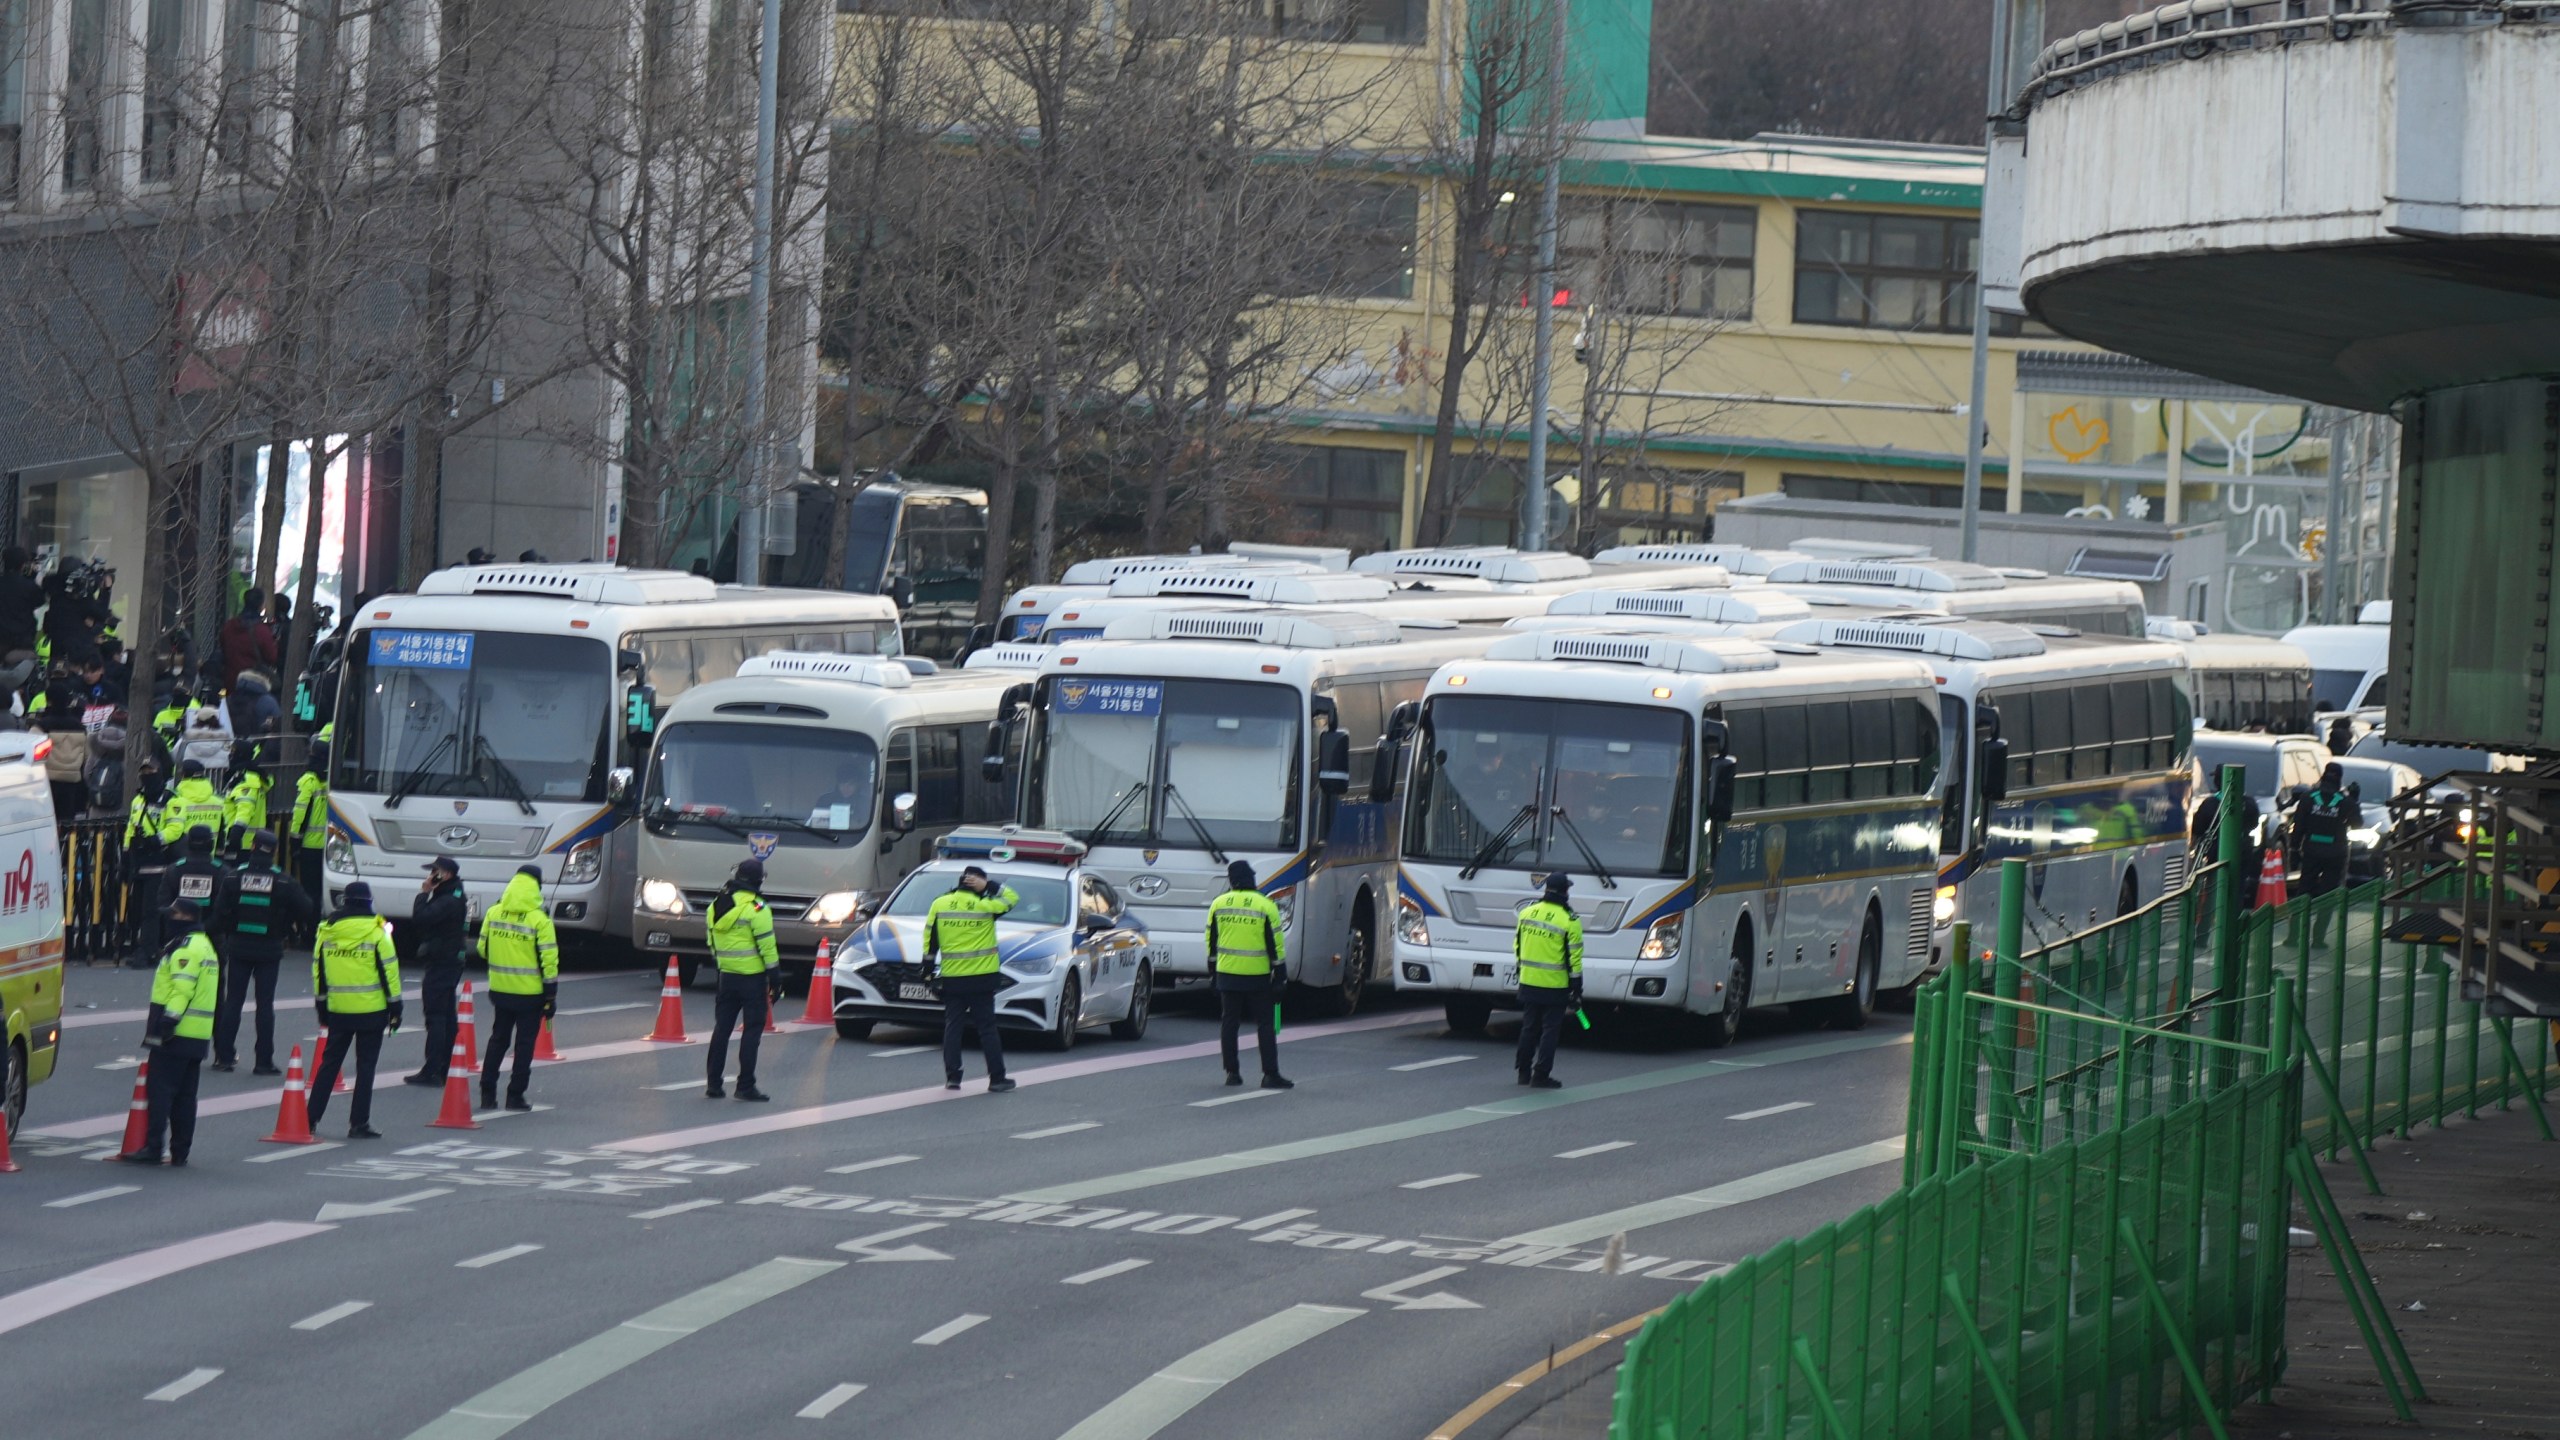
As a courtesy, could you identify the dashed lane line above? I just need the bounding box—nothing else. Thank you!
[245,1141,343,1163]
[1232,1208,1316,1231]
[1061,1259,1151,1285]
[1399,1173,1478,1190]
[145,1368,223,1402]
[292,1301,373,1331]
[0,1222,335,1335]
[1053,1304,1365,1440]
[1390,1056,1477,1072]
[1727,1101,1814,1121]
[556,1002,650,1017]
[1500,1138,1908,1248]
[1013,1122,1104,1140]
[629,1199,723,1221]
[797,1383,867,1419]
[456,1244,544,1269]
[401,1256,843,1440]
[825,1155,919,1175]
[869,1046,935,1059]
[45,1185,140,1208]
[1189,1089,1281,1108]
[1555,1141,1633,1159]
[912,1314,988,1346]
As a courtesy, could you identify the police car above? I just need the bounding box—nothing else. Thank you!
[826,827,1153,1049]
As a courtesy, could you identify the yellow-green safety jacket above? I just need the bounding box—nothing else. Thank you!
[925,884,1019,978]
[1513,900,1584,991]
[477,873,560,995]
[1206,888,1284,977]
[290,771,329,849]
[158,775,225,845]
[153,930,222,1041]
[125,789,164,850]
[152,704,186,746]
[223,769,270,834]
[709,886,780,975]
[313,913,401,1015]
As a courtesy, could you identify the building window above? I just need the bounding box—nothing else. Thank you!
[219,0,264,171]
[709,0,750,115]
[367,0,412,158]
[1781,471,2082,516]
[1792,210,1980,333]
[0,0,25,203]
[1278,445,1402,550]
[1558,199,1754,319]
[1285,182,1417,300]
[141,0,186,183]
[1443,453,1525,547]
[61,0,109,192]
[1274,0,1426,45]
[1589,470,1738,546]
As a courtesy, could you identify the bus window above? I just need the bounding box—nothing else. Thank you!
[2030,688,2071,788]
[1727,706,1766,811]
[2110,680,2152,773]
[1763,703,1809,808]
[1898,696,1939,797]
[2071,684,2111,780]
[1849,698,1893,800]
[1806,702,1851,804]
[692,634,750,687]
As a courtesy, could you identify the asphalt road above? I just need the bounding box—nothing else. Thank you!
[5,960,1914,1439]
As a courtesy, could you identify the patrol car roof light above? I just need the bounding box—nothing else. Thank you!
[935,825,1088,864]
[734,652,914,687]
[1776,617,2046,661]
[1591,543,1801,576]
[1486,630,1782,673]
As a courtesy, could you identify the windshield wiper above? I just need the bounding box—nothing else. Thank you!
[473,734,538,816]
[1547,806,1618,890]
[1459,802,1539,881]
[386,732,459,809]
[752,814,846,846]
[1075,781,1147,844]
[1160,783,1228,866]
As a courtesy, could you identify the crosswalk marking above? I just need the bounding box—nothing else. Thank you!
[1390,1055,1477,1072]
[45,1185,140,1208]
[1190,1089,1281,1108]
[796,1383,867,1419]
[1012,1121,1102,1140]
[1399,1173,1479,1190]
[1061,1258,1152,1285]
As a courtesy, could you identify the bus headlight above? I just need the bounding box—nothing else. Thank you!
[561,839,604,885]
[1637,913,1683,961]
[323,832,355,874]
[638,878,688,915]
[805,891,866,926]
[1933,886,1958,925]
[1396,897,1430,946]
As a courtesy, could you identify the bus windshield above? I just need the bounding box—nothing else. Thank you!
[1404,696,1692,879]
[643,721,878,843]
[335,631,613,803]
[1027,677,1303,853]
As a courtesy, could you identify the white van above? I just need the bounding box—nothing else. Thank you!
[2283,601,2391,714]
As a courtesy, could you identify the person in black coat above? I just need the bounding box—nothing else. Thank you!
[404,855,473,1087]
[210,829,316,1075]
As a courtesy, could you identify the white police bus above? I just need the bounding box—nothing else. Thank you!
[1595,545,2151,638]
[1391,630,1944,1045]
[325,563,900,949]
[1002,607,1503,1013]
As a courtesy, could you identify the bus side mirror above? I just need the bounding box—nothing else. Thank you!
[1371,700,1421,803]
[607,767,635,805]
[890,576,916,608]
[888,791,918,834]
[980,723,1008,784]
[1980,738,2011,806]
[1706,755,1738,827]
[1317,730,1351,796]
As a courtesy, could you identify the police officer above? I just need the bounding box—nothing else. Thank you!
[476,865,557,1112]
[2290,762,2360,937]
[704,858,779,1102]
[1207,859,1291,1090]
[158,757,225,845]
[1512,873,1583,1089]
[403,856,471,1088]
[210,829,314,1075]
[924,865,1019,1094]
[157,824,224,935]
[289,741,331,897]
[121,898,221,1166]
[121,756,170,968]
[308,881,402,1139]
[221,741,269,853]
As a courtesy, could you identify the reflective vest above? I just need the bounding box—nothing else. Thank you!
[158,776,225,845]
[153,931,222,1041]
[1513,900,1584,990]
[223,769,271,833]
[313,913,400,1015]
[125,789,164,851]
[1206,888,1283,976]
[291,771,329,849]
[925,885,1019,978]
[152,704,186,746]
[477,874,559,995]
[709,888,780,975]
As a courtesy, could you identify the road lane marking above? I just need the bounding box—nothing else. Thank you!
[1055,1304,1364,1440]
[1233,1208,1316,1232]
[629,1199,723,1220]
[457,1244,544,1269]
[0,1221,335,1335]
[650,1080,708,1091]
[826,1155,919,1175]
[471,1105,555,1122]
[1501,1138,1907,1248]
[1014,1122,1103,1140]
[46,1185,140,1208]
[797,1383,867,1419]
[1556,1141,1633,1159]
[146,1368,223,1402]
[1727,1101,1814,1121]
[402,1256,843,1440]
[870,1046,934,1058]
[1399,1173,1478,1190]
[293,1301,373,1331]
[57,974,621,1032]
[96,1056,142,1071]
[245,1141,342,1163]
[1390,1056,1477,1072]
[912,1314,987,1346]
[602,1011,1438,1154]
[557,1001,650,1016]
[1008,1032,1908,1204]
[1189,1090,1280,1108]
[1062,1259,1151,1285]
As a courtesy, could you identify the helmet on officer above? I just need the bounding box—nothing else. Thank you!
[179,757,207,780]
[341,880,375,912]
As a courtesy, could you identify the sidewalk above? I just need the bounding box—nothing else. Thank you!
[2232,1104,2560,1440]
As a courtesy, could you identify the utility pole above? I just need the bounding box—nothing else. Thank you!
[736,0,784,585]
[1958,0,2018,564]
[1521,0,1568,553]
[1573,307,1599,550]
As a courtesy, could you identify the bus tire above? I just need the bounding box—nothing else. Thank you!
[1700,927,1752,1049]
[834,1018,875,1041]
[1303,918,1371,1019]
[1444,997,1492,1037]
[1824,908,1881,1030]
[4,1036,24,1140]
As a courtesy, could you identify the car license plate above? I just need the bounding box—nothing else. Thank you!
[645,931,673,947]
[898,983,937,1002]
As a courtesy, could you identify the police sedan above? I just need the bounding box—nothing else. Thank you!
[826,827,1153,1049]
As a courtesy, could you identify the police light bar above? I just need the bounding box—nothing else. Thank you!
[935,825,1088,864]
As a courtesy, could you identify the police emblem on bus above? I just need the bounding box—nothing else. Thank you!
[1142,849,1158,865]
[1060,682,1087,707]
[454,800,470,815]
[748,832,780,861]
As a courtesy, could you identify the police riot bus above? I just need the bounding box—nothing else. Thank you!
[1595,545,2151,637]
[1391,629,1944,1045]
[325,563,901,951]
[1003,607,1503,1014]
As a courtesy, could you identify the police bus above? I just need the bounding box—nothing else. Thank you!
[1596,545,2151,637]
[325,563,901,950]
[1002,607,1504,1014]
[992,545,1353,641]
[1391,629,1944,1045]
[2150,622,2317,734]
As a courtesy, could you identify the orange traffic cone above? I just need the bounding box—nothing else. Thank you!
[2255,846,2289,909]
[456,981,481,1076]
[800,938,836,1025]
[262,1043,317,1144]
[533,1018,563,1062]
[646,957,689,1043]
[116,1058,152,1158]
[429,1033,480,1130]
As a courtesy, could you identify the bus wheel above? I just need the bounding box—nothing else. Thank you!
[1444,997,1492,1037]
[1824,910,1881,1031]
[3,1038,23,1140]
[1700,935,1751,1049]
[1305,923,1371,1019]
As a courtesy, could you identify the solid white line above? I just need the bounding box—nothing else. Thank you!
[1399,1173,1479,1190]
[1061,1258,1152,1286]
[471,1105,555,1122]
[46,1185,141,1208]
[1389,1055,1477,1072]
[147,1368,223,1402]
[869,1046,934,1059]
[1503,1138,1908,1247]
[1012,1121,1102,1140]
[1556,1141,1634,1159]
[292,1301,373,1331]
[629,1199,723,1221]
[245,1141,343,1163]
[1232,1208,1316,1232]
[1727,1101,1815,1121]
[796,1383,867,1419]
[0,1222,335,1336]
[457,1244,544,1269]
[825,1155,920,1175]
[1189,1089,1281,1108]
[1054,1304,1364,1440]
[912,1314,988,1346]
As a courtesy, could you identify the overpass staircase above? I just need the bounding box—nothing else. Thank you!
[2382,768,2560,1019]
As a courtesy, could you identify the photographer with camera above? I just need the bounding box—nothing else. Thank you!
[0,546,43,663]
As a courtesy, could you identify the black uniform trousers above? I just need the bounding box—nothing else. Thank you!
[481,992,544,1104]
[1216,978,1280,1079]
[213,951,280,1069]
[1514,991,1570,1079]
[295,848,323,902]
[141,1037,207,1160]
[308,1014,387,1131]
[707,972,771,1088]
[2301,846,2348,939]
[415,963,463,1081]
[939,973,1008,1084]
[125,862,168,968]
